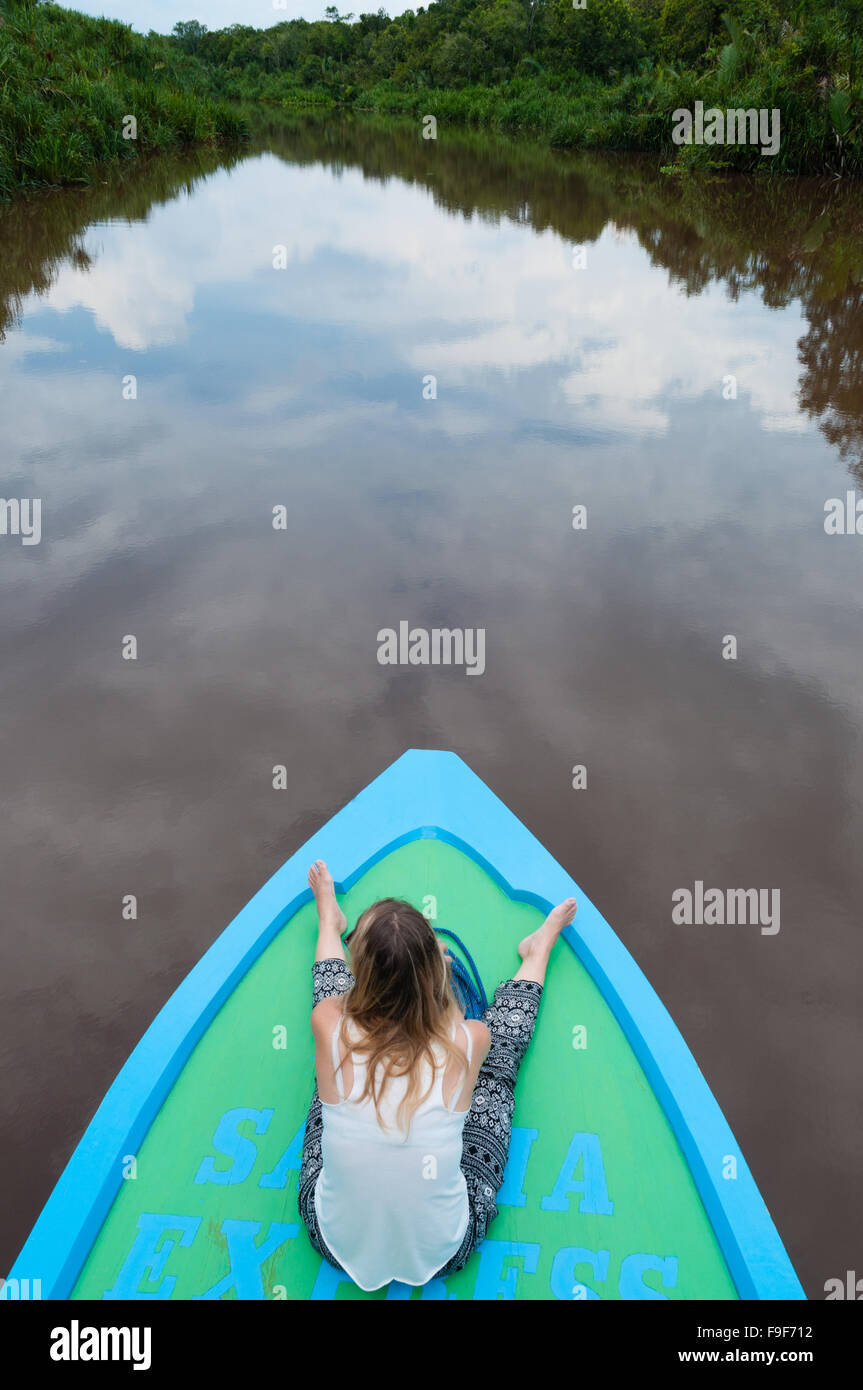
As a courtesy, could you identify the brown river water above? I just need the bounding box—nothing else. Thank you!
[1,115,862,1296]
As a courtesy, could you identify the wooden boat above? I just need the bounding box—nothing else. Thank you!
[10,750,804,1300]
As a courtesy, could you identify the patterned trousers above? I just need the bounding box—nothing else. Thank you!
[297,956,543,1281]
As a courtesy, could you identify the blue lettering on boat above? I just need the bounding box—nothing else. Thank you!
[104,1119,677,1299]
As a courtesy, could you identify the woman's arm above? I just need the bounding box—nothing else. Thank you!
[312,996,347,1103]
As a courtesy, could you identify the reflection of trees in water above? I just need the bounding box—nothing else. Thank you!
[601,186,863,473]
[0,146,243,341]
[798,290,863,480]
[629,193,863,474]
[259,114,863,473]
[2,113,862,474]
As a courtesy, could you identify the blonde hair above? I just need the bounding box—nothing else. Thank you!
[339,899,468,1135]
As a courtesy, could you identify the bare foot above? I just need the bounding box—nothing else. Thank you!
[518,897,577,965]
[308,859,346,933]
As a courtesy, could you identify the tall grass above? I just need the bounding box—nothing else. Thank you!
[0,0,247,198]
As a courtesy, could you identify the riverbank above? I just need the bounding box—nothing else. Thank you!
[350,75,826,173]
[1,0,861,199]
[0,0,247,199]
[186,1,862,177]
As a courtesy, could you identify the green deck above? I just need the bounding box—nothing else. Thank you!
[73,839,738,1300]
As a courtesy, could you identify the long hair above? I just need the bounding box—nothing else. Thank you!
[339,898,468,1135]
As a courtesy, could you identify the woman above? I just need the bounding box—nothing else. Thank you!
[297,858,577,1291]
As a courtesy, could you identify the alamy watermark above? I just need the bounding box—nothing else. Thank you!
[672,881,780,935]
[824,491,863,534]
[50,1321,151,1370]
[672,102,780,158]
[0,497,41,545]
[0,1276,42,1299]
[824,1270,862,1299]
[377,621,485,676]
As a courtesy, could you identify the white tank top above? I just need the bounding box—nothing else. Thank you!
[314,1014,472,1290]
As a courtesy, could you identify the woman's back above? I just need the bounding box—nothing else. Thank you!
[314,1013,473,1290]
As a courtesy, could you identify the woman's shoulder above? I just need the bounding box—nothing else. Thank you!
[452,1017,491,1061]
[314,1003,368,1056]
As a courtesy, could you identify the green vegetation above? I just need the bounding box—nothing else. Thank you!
[169,0,863,174]
[0,0,246,198]
[1,0,862,196]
